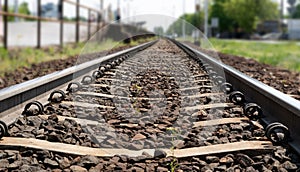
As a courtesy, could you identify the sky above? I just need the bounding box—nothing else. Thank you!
[6,0,290,31]
[10,0,290,18]
[9,0,196,18]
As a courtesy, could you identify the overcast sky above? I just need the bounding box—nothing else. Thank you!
[9,0,196,18]
[6,0,289,31]
[9,0,289,18]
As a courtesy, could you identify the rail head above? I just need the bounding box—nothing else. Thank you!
[175,41,300,154]
[0,40,157,114]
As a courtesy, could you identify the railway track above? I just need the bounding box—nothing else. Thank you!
[0,39,299,171]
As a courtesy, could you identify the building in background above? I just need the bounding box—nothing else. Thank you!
[288,19,300,39]
[41,2,58,19]
[257,21,281,34]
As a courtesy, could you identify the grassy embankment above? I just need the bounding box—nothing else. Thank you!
[209,38,300,72]
[0,39,145,76]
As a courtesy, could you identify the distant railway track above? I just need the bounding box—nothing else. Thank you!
[0,39,299,171]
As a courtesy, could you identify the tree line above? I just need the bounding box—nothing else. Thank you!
[166,0,300,37]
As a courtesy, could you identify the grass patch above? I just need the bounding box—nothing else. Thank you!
[0,43,83,76]
[0,37,155,76]
[209,38,300,72]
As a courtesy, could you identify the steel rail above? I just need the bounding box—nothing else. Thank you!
[172,40,300,155]
[0,40,157,117]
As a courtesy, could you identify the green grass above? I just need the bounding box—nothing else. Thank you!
[0,43,83,76]
[209,38,300,72]
[0,38,154,76]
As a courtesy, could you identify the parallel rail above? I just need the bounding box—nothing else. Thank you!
[0,38,299,167]
[173,40,300,154]
[0,41,156,125]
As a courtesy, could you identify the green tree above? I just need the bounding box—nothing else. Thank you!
[7,2,31,21]
[18,2,30,15]
[209,0,235,32]
[153,26,164,36]
[166,12,204,36]
[292,4,300,18]
[224,0,279,33]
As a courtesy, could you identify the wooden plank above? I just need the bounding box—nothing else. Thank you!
[180,85,212,91]
[183,103,234,110]
[76,91,223,100]
[193,74,208,78]
[90,84,110,87]
[90,84,213,92]
[0,137,154,157]
[76,92,115,99]
[0,138,272,158]
[38,115,256,129]
[97,78,119,81]
[288,94,300,99]
[0,11,60,22]
[193,117,248,128]
[104,71,116,75]
[38,115,99,126]
[183,92,223,98]
[61,101,115,109]
[167,141,273,158]
[194,79,211,83]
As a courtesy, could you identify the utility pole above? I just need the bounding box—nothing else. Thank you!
[14,0,19,22]
[194,0,201,45]
[280,0,284,19]
[117,0,120,15]
[100,0,103,22]
[182,0,186,39]
[280,0,284,32]
[204,0,208,37]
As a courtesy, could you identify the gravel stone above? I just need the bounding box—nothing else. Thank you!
[154,149,167,159]
[281,161,298,170]
[69,165,88,172]
[44,158,59,167]
[0,159,9,168]
[206,156,220,163]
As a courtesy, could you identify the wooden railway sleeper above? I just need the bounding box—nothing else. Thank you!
[98,57,125,73]
[193,55,263,121]
[197,62,262,120]
[200,63,262,120]
[195,62,226,87]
